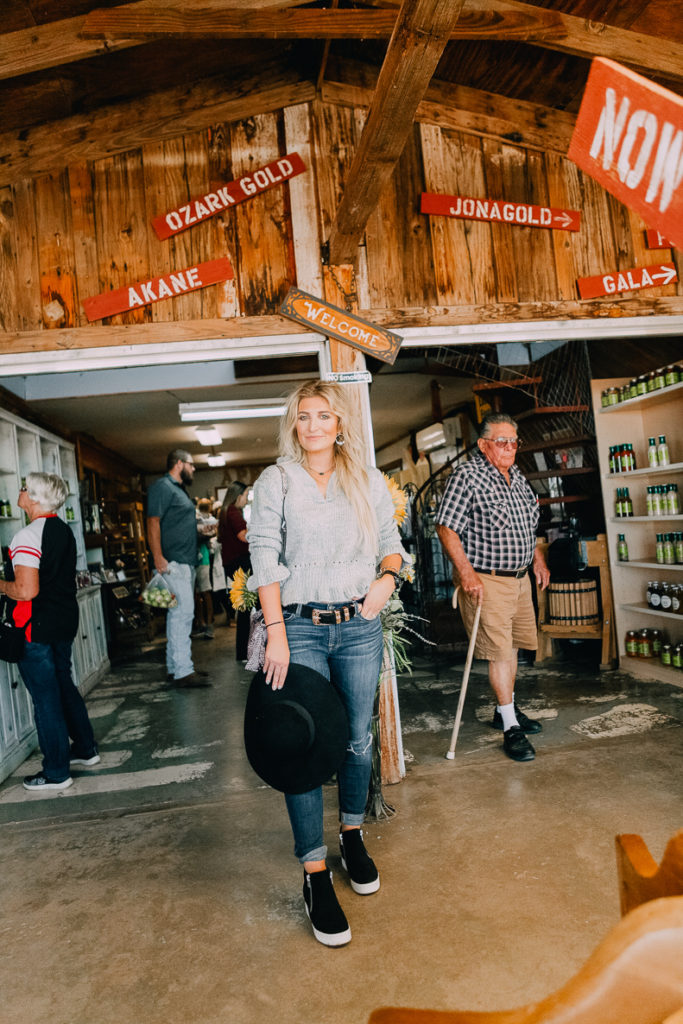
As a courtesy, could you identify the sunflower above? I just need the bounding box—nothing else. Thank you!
[229,566,258,612]
[383,473,409,526]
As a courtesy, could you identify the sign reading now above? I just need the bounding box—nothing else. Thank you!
[568,57,683,250]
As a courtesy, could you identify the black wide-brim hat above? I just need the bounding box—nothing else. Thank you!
[243,662,349,794]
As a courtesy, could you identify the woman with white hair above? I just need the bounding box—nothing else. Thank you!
[0,472,99,791]
[247,379,408,947]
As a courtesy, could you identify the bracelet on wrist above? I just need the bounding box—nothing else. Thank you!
[376,567,401,589]
[265,620,284,628]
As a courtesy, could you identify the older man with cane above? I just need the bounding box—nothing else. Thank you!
[436,413,550,762]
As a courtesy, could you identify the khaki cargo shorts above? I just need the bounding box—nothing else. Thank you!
[456,571,537,662]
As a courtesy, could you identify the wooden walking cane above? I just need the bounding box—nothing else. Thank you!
[445,587,482,760]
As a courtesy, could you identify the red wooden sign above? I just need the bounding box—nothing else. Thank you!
[82,257,234,322]
[152,153,306,239]
[568,58,683,251]
[645,229,675,249]
[577,262,677,299]
[279,288,402,365]
[420,192,581,231]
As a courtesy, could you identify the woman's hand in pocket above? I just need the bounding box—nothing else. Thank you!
[264,625,290,690]
[360,576,395,619]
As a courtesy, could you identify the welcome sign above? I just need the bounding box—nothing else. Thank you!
[279,288,402,365]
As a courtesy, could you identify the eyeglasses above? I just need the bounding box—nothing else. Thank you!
[485,437,521,449]
[183,460,195,468]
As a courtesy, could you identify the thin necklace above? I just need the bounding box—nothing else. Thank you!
[306,463,334,477]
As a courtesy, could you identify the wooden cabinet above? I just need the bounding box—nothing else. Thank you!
[0,407,86,572]
[0,586,109,784]
[592,378,683,685]
[0,405,109,783]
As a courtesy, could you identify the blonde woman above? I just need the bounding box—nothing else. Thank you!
[247,379,407,947]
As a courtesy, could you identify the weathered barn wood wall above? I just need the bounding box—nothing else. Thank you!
[0,96,681,345]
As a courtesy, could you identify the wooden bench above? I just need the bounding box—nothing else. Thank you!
[368,896,683,1024]
[616,830,683,916]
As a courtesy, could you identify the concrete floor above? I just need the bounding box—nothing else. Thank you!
[1,618,682,1024]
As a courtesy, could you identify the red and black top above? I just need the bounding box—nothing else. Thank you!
[9,515,79,644]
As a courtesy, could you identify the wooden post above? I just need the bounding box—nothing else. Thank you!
[323,262,405,785]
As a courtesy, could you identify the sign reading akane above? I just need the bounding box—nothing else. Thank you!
[279,288,402,365]
[82,257,233,321]
[568,57,683,250]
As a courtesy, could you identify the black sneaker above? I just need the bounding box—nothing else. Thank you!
[23,772,73,792]
[503,726,536,762]
[339,829,380,894]
[303,869,351,947]
[492,703,542,734]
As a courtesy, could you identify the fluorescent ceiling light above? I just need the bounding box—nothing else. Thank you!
[207,454,226,467]
[195,426,223,446]
[179,399,287,422]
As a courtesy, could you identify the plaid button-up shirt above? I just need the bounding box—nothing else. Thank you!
[435,452,539,571]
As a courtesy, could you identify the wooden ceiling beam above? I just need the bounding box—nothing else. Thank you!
[3,296,683,356]
[0,0,311,82]
[326,0,466,266]
[79,1,683,84]
[0,65,314,187]
[2,2,681,86]
[322,60,577,156]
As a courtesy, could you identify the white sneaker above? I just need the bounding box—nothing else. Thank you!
[69,752,101,767]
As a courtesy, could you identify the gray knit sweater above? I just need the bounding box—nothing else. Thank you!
[247,458,408,605]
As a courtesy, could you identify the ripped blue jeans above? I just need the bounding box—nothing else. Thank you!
[283,606,384,863]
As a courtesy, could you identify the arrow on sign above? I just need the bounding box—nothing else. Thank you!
[651,265,677,284]
[552,211,575,229]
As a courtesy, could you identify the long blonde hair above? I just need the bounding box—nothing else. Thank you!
[279,380,378,553]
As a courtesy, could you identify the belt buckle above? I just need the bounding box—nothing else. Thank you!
[343,606,350,622]
[312,609,321,625]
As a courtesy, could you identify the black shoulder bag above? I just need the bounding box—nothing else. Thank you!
[0,595,29,663]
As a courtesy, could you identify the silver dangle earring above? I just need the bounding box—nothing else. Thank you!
[335,432,345,447]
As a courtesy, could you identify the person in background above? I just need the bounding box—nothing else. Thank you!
[435,413,550,763]
[211,499,234,625]
[247,379,408,947]
[193,497,218,639]
[0,473,99,791]
[146,449,211,688]
[218,481,250,660]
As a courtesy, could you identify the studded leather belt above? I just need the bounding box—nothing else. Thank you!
[284,602,360,625]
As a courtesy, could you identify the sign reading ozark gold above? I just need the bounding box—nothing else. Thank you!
[151,153,306,240]
[279,288,402,365]
[568,58,683,250]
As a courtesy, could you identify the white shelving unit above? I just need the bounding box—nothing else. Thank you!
[0,407,109,784]
[592,377,683,687]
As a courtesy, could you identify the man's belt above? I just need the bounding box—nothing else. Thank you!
[284,602,359,624]
[474,566,529,579]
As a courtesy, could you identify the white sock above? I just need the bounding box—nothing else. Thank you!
[498,702,519,731]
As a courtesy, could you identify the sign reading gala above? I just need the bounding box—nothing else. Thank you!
[279,288,402,365]
[151,153,306,239]
[82,257,234,322]
[421,193,581,231]
[568,58,683,250]
[577,262,677,300]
